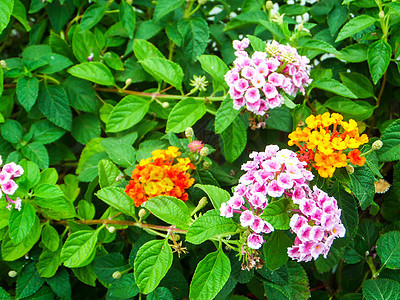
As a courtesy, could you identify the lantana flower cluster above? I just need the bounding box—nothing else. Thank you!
[224,38,312,116]
[288,112,369,178]
[220,145,315,250]
[0,157,24,211]
[125,146,195,207]
[288,186,345,262]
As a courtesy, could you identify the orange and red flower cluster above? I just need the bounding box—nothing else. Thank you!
[125,146,195,207]
[288,112,369,178]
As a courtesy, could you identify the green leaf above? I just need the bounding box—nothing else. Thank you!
[186,209,238,244]
[0,0,14,35]
[38,53,73,74]
[37,85,72,131]
[71,113,101,144]
[154,0,185,20]
[350,166,375,209]
[215,98,240,134]
[377,119,400,162]
[98,159,121,189]
[198,54,229,87]
[120,0,136,38]
[134,239,173,294]
[335,15,377,42]
[336,43,368,63]
[108,274,139,299]
[195,184,230,210]
[96,186,135,217]
[189,249,231,300]
[9,202,37,243]
[143,196,191,230]
[261,200,290,230]
[17,159,40,192]
[0,69,2,98]
[166,98,206,133]
[104,51,124,71]
[300,39,340,55]
[30,120,65,144]
[93,253,129,284]
[311,78,357,98]
[324,97,375,121]
[339,72,375,99]
[315,247,345,273]
[77,200,95,220]
[377,231,400,269]
[247,34,266,52]
[368,40,392,84]
[148,287,174,300]
[49,31,74,61]
[178,18,209,62]
[221,117,247,163]
[0,287,12,300]
[60,229,100,268]
[1,119,23,143]
[34,183,64,198]
[80,3,108,31]
[224,11,268,31]
[263,231,292,271]
[46,268,71,299]
[17,76,39,112]
[140,57,183,90]
[133,39,165,61]
[63,76,98,113]
[72,265,97,287]
[16,261,45,299]
[363,278,400,300]
[72,26,101,63]
[68,62,115,86]
[102,137,135,168]
[33,196,76,220]
[37,168,58,186]
[106,95,150,133]
[266,106,293,132]
[37,248,61,278]
[21,142,49,170]
[42,224,60,252]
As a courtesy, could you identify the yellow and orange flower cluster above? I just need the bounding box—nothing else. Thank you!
[288,112,369,178]
[125,146,195,207]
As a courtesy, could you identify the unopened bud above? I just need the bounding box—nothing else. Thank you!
[8,270,17,278]
[203,161,210,170]
[372,140,383,150]
[185,127,194,138]
[0,60,6,69]
[200,147,209,157]
[87,53,94,62]
[125,78,132,87]
[138,208,146,218]
[379,11,385,19]
[266,0,273,10]
[171,233,180,241]
[198,0,207,4]
[107,226,116,233]
[161,102,169,109]
[346,164,354,175]
[126,0,132,4]
[199,197,208,208]
[112,271,121,279]
[297,23,304,32]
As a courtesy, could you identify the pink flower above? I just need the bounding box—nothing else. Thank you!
[233,38,250,51]
[268,72,285,87]
[267,180,284,198]
[250,216,265,233]
[220,203,233,218]
[309,226,325,241]
[242,66,256,80]
[277,173,294,189]
[228,195,244,209]
[225,70,240,86]
[251,74,266,89]
[299,199,316,215]
[2,180,18,195]
[256,64,269,77]
[245,88,260,104]
[240,210,255,227]
[248,193,266,208]
[229,87,244,100]
[290,214,307,233]
[234,78,249,92]
[292,186,306,203]
[267,94,284,109]
[0,171,11,185]
[262,83,278,99]
[247,233,264,249]
[188,140,204,153]
[266,58,279,72]
[233,97,246,109]
[262,221,274,234]
[262,160,281,172]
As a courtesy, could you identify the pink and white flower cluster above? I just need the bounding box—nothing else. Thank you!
[220,145,315,250]
[287,186,345,262]
[225,38,312,115]
[0,157,24,211]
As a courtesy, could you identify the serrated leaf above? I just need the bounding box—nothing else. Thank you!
[263,231,292,271]
[143,196,191,230]
[140,57,183,90]
[186,209,238,244]
[16,261,45,299]
[189,249,231,300]
[363,278,400,300]
[72,25,101,63]
[63,76,98,113]
[339,72,375,99]
[98,159,120,189]
[199,55,229,85]
[166,98,206,133]
[1,119,23,143]
[221,117,247,163]
[80,3,108,31]
[153,0,185,20]
[108,274,139,299]
[336,43,368,63]
[71,113,101,144]
[300,39,340,55]
[134,239,173,294]
[178,18,209,62]
[324,97,375,121]
[37,248,61,278]
[93,253,129,284]
[133,39,165,61]
[68,62,115,86]
[368,40,391,84]
[106,95,150,133]
[350,167,375,209]
[261,199,290,230]
[311,78,357,98]
[377,119,400,162]
[120,0,136,38]
[96,186,135,217]
[195,184,230,210]
[42,224,60,252]
[335,15,377,42]
[21,142,49,170]
[0,0,14,35]
[377,231,400,270]
[17,76,39,112]
[315,247,345,273]
[46,268,71,299]
[215,98,240,134]
[9,202,37,243]
[30,120,65,144]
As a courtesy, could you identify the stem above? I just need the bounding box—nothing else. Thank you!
[47,219,188,234]
[368,70,387,135]
[36,74,61,85]
[184,0,195,18]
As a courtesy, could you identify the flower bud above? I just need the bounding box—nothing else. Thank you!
[112,271,121,279]
[200,147,209,157]
[87,53,94,62]
[107,226,116,233]
[171,233,180,241]
[198,0,207,4]
[125,78,132,87]
[185,127,194,139]
[297,22,304,32]
[372,140,383,150]
[8,270,17,278]
[199,197,208,208]
[0,60,6,69]
[203,161,210,170]
[161,102,169,109]
[379,11,385,19]
[346,164,354,175]
[138,208,146,218]
[266,0,273,10]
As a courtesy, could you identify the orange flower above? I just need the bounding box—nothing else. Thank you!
[125,146,195,207]
[288,113,369,178]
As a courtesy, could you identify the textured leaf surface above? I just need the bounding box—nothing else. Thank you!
[377,231,400,270]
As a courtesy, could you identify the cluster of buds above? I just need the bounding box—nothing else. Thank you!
[288,112,369,178]
[224,38,312,118]
[185,127,210,159]
[0,158,24,211]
